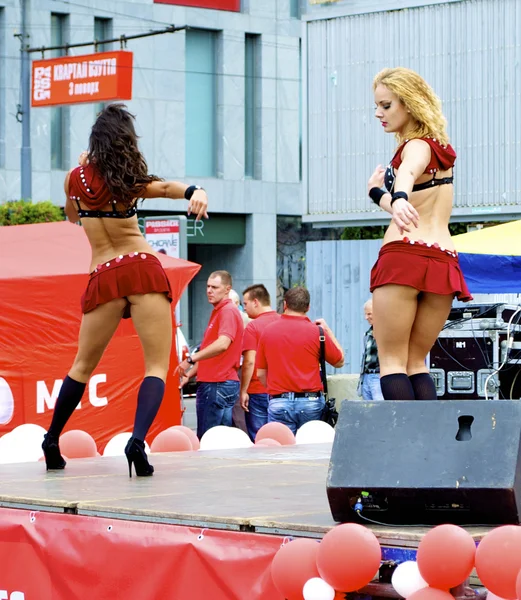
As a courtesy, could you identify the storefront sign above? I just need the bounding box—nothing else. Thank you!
[153,0,240,11]
[31,50,133,107]
[145,218,181,258]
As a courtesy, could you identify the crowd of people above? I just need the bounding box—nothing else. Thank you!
[42,64,473,476]
[177,272,344,439]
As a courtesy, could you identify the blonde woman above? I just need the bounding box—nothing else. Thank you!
[367,67,472,401]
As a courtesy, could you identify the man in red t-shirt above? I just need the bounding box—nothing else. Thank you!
[240,284,281,440]
[178,270,243,439]
[257,286,344,434]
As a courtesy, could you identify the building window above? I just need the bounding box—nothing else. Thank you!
[51,13,69,170]
[245,34,261,179]
[94,17,113,118]
[0,8,5,168]
[299,39,302,181]
[290,0,300,19]
[185,29,217,178]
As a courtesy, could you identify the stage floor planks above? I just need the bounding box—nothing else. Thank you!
[0,443,491,547]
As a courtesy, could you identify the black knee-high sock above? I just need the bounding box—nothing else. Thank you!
[132,376,165,441]
[47,375,86,438]
[409,373,438,400]
[380,373,415,400]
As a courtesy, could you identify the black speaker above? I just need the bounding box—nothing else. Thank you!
[327,400,521,526]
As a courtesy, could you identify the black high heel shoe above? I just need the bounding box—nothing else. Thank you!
[124,437,154,478]
[42,433,66,470]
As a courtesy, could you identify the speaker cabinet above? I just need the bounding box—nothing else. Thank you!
[327,400,521,525]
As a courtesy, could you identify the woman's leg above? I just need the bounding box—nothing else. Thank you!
[47,298,126,439]
[372,284,419,400]
[128,292,172,442]
[407,292,453,399]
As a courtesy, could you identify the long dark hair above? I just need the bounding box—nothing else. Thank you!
[88,104,162,205]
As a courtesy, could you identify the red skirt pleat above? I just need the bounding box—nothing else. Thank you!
[370,240,473,302]
[81,252,172,318]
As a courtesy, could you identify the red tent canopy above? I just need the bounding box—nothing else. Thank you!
[0,221,200,450]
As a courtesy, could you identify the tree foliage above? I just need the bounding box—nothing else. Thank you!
[340,221,500,240]
[0,200,65,226]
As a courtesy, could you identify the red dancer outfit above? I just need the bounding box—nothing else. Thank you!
[371,137,473,302]
[68,164,173,318]
[370,239,473,302]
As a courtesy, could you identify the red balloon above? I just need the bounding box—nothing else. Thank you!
[256,422,296,446]
[150,429,192,453]
[271,539,320,600]
[255,438,282,447]
[408,587,455,600]
[316,523,381,592]
[167,425,200,450]
[515,569,521,600]
[60,430,97,458]
[475,525,521,599]
[417,524,476,589]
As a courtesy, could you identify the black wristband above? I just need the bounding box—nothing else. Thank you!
[390,191,409,207]
[186,355,194,365]
[369,187,386,206]
[184,185,203,200]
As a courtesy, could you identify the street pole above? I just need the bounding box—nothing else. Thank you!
[20,0,31,200]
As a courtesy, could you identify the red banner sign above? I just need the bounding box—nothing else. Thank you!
[0,509,284,599]
[31,50,133,107]
[153,0,240,11]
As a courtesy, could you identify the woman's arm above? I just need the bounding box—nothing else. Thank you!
[63,169,80,224]
[389,140,431,234]
[141,181,209,221]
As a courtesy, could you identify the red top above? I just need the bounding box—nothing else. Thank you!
[68,164,114,208]
[197,298,244,383]
[242,311,281,394]
[256,314,343,395]
[391,138,457,173]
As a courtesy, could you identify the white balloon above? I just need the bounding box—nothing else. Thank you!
[103,433,150,457]
[295,420,335,445]
[0,378,15,425]
[9,423,46,442]
[302,577,335,600]
[391,561,429,598]
[0,434,13,464]
[199,426,253,451]
[0,431,43,463]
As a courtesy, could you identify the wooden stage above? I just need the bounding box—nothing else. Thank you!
[0,443,491,551]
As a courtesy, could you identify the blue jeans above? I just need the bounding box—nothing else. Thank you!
[245,393,269,441]
[362,373,384,401]
[268,393,325,435]
[196,381,240,439]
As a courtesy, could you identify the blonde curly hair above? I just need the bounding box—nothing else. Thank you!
[373,67,449,146]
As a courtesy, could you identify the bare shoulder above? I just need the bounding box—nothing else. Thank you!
[63,167,77,194]
[399,139,431,171]
[402,138,431,156]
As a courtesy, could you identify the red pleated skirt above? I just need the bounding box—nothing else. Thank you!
[81,252,172,318]
[370,240,473,302]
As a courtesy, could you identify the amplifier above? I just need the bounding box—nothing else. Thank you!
[429,330,498,400]
[431,302,521,400]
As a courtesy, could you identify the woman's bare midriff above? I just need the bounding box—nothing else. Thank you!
[80,212,157,273]
[383,171,454,251]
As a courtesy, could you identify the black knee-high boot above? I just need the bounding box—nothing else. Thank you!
[131,376,165,441]
[380,373,415,400]
[125,376,165,478]
[409,372,438,400]
[42,375,86,470]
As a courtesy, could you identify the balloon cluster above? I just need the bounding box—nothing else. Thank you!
[271,524,381,600]
[271,523,521,600]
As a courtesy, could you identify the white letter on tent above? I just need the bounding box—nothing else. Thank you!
[89,374,108,407]
[36,379,63,413]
